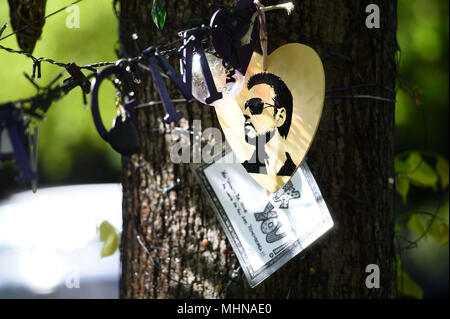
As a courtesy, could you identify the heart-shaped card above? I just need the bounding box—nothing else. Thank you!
[212,43,325,193]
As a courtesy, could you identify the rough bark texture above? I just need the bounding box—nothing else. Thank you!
[119,0,398,298]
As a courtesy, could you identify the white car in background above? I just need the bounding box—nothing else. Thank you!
[0,184,122,298]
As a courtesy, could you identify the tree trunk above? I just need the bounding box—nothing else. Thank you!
[119,0,398,298]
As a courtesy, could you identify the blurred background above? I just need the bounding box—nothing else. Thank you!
[0,0,122,298]
[0,0,448,298]
[395,0,448,299]
[0,0,121,192]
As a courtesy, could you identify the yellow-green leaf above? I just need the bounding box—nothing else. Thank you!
[436,156,449,189]
[406,152,438,189]
[428,196,449,245]
[98,221,119,257]
[98,220,115,241]
[405,195,449,245]
[101,231,119,257]
[396,176,410,203]
[428,222,449,245]
[407,213,426,236]
[397,264,423,299]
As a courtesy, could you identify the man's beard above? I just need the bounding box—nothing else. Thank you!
[244,127,275,146]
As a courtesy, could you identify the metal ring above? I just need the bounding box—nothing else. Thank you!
[90,65,134,141]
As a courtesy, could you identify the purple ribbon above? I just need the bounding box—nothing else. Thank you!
[142,46,192,123]
[0,103,37,184]
[254,3,273,56]
[182,30,223,104]
[209,0,262,74]
[141,31,223,123]
[254,3,268,42]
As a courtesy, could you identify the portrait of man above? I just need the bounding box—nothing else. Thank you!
[241,72,296,177]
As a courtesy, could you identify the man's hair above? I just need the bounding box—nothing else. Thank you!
[247,72,293,138]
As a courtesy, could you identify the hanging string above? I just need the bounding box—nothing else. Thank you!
[325,82,397,103]
[0,20,216,118]
[135,98,187,109]
[133,82,398,111]
[326,82,396,95]
[0,24,210,81]
[0,43,117,75]
[250,1,295,70]
[396,194,442,253]
[325,94,396,103]
[254,1,268,71]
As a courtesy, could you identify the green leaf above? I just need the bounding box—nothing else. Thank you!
[98,221,119,257]
[397,260,423,299]
[99,220,115,241]
[396,152,439,190]
[406,152,439,189]
[395,156,409,173]
[436,156,449,189]
[428,222,449,245]
[407,213,426,236]
[101,232,119,257]
[428,195,449,245]
[396,176,410,203]
[404,195,449,245]
[152,0,167,30]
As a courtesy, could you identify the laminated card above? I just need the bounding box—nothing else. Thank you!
[195,152,333,287]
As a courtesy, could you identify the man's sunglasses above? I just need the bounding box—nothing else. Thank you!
[244,98,276,115]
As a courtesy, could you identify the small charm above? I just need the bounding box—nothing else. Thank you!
[90,65,140,156]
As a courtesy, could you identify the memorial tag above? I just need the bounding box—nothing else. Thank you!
[195,152,333,287]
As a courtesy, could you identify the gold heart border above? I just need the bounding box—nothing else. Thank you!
[213,43,325,193]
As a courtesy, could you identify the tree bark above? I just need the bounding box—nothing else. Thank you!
[119,0,398,298]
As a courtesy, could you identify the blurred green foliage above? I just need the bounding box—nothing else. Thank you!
[396,0,449,157]
[396,0,449,298]
[0,0,121,188]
